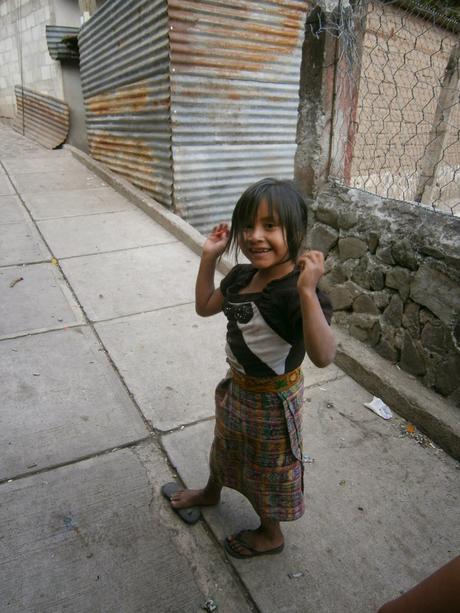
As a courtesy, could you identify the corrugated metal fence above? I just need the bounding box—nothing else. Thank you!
[79,0,173,207]
[79,0,311,233]
[46,26,80,61]
[169,0,310,230]
[13,85,69,149]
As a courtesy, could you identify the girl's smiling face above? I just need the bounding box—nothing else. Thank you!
[238,199,291,271]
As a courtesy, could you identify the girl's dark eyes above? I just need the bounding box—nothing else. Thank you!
[243,223,277,230]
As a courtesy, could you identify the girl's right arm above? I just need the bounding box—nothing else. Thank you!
[195,223,229,317]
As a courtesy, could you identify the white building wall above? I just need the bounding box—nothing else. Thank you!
[0,0,63,118]
[55,0,83,25]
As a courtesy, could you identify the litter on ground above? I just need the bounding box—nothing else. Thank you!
[288,572,305,579]
[9,277,23,288]
[364,396,393,420]
[399,423,437,448]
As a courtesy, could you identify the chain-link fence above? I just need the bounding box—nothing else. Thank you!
[328,0,460,215]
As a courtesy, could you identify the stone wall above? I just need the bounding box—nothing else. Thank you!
[309,181,460,406]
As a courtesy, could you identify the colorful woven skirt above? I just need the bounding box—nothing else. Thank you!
[209,368,305,522]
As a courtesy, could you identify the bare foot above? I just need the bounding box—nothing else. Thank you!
[170,488,220,509]
[226,527,284,555]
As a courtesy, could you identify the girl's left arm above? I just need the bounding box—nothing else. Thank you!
[297,250,336,368]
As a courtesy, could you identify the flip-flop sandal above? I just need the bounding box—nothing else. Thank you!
[161,482,201,525]
[224,531,284,559]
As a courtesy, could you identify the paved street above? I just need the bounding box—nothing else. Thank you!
[0,124,459,613]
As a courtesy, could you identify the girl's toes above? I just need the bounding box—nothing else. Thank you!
[170,492,184,503]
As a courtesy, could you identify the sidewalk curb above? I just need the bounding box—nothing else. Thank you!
[334,328,460,460]
[65,145,233,276]
[66,146,460,461]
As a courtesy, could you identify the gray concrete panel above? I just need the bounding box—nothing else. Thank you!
[0,126,47,157]
[0,263,84,339]
[302,357,344,388]
[0,448,207,613]
[3,153,81,175]
[23,187,133,220]
[2,146,57,158]
[162,377,460,613]
[0,195,27,224]
[0,327,148,481]
[0,219,50,266]
[60,243,201,321]
[96,304,228,431]
[10,170,107,193]
[38,210,178,258]
[0,174,15,195]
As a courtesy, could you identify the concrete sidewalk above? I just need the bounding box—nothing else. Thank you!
[1,124,459,613]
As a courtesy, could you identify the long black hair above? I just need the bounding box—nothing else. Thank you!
[224,178,309,261]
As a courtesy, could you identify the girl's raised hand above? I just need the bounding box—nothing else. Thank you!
[297,250,325,294]
[202,223,230,257]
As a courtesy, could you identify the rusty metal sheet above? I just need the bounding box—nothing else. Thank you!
[46,26,80,61]
[78,0,311,231]
[173,143,297,231]
[169,0,312,232]
[79,0,173,207]
[13,86,69,149]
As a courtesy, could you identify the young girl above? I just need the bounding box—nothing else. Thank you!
[168,178,335,558]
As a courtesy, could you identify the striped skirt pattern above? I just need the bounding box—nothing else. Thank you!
[209,370,305,522]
